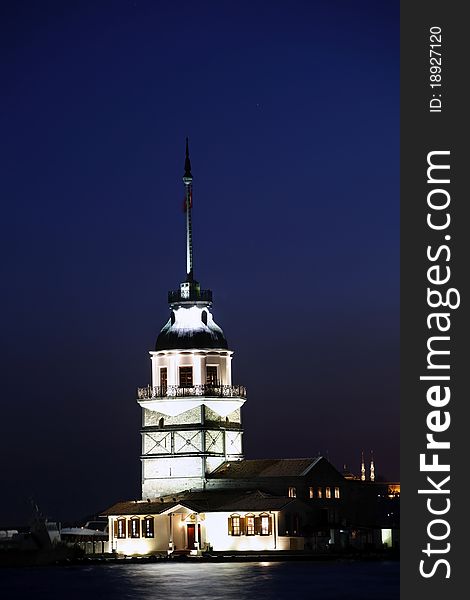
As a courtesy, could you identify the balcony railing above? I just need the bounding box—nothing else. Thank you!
[168,289,213,304]
[137,383,246,400]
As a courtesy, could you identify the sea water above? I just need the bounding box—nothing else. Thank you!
[1,560,399,599]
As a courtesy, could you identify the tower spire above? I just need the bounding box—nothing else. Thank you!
[184,137,192,179]
[370,451,375,482]
[183,137,194,281]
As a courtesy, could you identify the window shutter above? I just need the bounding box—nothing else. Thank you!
[254,516,261,535]
[113,519,118,538]
[228,517,232,535]
[268,516,273,535]
[240,517,246,535]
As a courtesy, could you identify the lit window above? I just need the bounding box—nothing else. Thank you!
[160,368,167,391]
[326,487,331,499]
[143,517,154,538]
[179,366,193,387]
[334,487,340,499]
[317,487,322,499]
[260,514,270,536]
[309,487,314,499]
[206,365,218,386]
[246,515,255,536]
[288,487,296,498]
[230,515,241,536]
[116,518,126,539]
[130,518,140,538]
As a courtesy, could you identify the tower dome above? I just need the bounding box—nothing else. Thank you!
[155,304,228,350]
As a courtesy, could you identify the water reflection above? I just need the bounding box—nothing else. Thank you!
[4,561,399,600]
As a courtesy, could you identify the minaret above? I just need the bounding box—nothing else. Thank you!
[361,451,366,481]
[137,140,246,499]
[370,451,375,482]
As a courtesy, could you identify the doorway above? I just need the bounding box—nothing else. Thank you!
[186,524,201,549]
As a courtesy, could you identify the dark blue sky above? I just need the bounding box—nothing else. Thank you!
[0,0,399,524]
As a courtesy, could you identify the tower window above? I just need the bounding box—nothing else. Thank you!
[288,487,296,498]
[160,367,167,390]
[326,487,331,499]
[201,310,208,325]
[179,366,193,387]
[309,486,314,499]
[206,365,218,386]
[334,487,340,499]
[317,487,322,499]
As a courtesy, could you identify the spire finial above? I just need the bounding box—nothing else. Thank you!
[184,137,192,180]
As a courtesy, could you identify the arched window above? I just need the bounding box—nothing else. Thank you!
[228,514,243,536]
[129,517,140,538]
[245,514,255,536]
[258,513,271,536]
[143,516,154,538]
[114,518,126,539]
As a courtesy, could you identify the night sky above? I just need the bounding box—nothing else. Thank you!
[1,0,399,524]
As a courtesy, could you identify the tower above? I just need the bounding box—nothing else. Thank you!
[137,140,246,499]
[360,451,366,481]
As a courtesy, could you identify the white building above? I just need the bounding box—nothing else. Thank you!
[104,489,308,555]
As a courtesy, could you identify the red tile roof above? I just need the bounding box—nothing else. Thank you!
[101,489,301,516]
[209,457,322,479]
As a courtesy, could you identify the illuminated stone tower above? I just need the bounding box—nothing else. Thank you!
[137,140,246,499]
